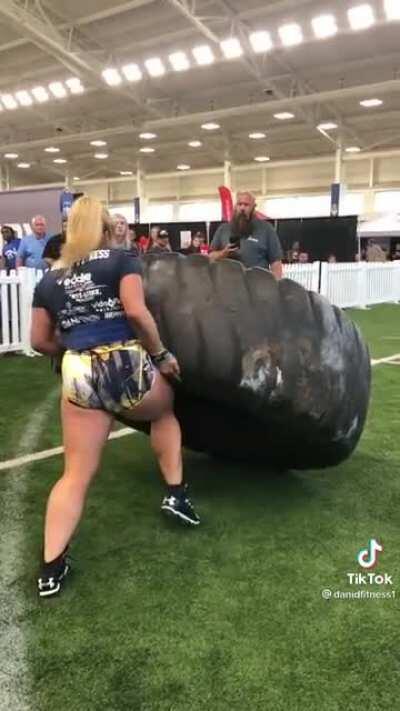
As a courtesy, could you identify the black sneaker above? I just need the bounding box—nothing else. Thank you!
[161,491,200,526]
[38,552,70,598]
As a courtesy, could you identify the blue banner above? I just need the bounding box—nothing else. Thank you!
[330,183,341,217]
[133,197,140,224]
[60,189,74,219]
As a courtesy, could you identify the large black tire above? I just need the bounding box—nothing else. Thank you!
[119,254,371,470]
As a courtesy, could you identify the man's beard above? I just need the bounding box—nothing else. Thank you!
[230,211,254,242]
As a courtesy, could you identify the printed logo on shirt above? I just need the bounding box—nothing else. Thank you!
[248,236,258,243]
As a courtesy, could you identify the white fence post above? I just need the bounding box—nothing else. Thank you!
[320,262,328,299]
[394,263,400,302]
[0,269,11,351]
[18,267,40,356]
[358,261,368,309]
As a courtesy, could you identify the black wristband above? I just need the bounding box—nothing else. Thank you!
[150,349,171,365]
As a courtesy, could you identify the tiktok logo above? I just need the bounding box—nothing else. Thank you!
[357,539,383,569]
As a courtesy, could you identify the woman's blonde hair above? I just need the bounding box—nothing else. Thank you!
[58,196,113,268]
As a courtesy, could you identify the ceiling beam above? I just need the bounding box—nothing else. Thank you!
[0,0,161,116]
[2,79,400,155]
[0,0,156,53]
[142,79,400,130]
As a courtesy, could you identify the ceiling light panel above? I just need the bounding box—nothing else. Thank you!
[15,90,33,107]
[45,147,60,153]
[90,140,107,146]
[254,156,270,162]
[312,14,338,39]
[348,4,375,30]
[94,153,109,159]
[4,153,19,159]
[249,132,266,139]
[169,51,190,71]
[249,31,273,53]
[278,23,303,47]
[121,63,142,82]
[220,37,243,59]
[1,94,18,110]
[177,164,190,170]
[102,68,122,86]
[139,132,157,139]
[65,77,84,94]
[145,57,165,77]
[274,112,295,120]
[188,140,202,147]
[318,122,338,130]
[384,0,400,20]
[139,147,155,153]
[360,98,383,107]
[48,81,67,98]
[201,122,220,130]
[192,45,215,65]
[31,86,49,103]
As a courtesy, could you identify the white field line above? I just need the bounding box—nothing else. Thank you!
[0,387,59,711]
[0,427,137,473]
[370,353,400,366]
[0,353,399,476]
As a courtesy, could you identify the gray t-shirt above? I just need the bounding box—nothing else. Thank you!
[211,219,283,268]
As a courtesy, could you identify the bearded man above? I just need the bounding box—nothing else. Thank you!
[209,191,283,279]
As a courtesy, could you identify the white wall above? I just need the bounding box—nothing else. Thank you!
[11,152,400,221]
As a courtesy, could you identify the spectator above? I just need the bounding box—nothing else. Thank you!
[147,225,161,253]
[42,219,68,267]
[298,252,309,264]
[287,241,300,263]
[367,240,386,262]
[182,233,202,255]
[110,214,140,257]
[111,214,130,250]
[193,230,209,254]
[137,233,151,253]
[147,229,172,255]
[16,215,50,270]
[210,191,283,279]
[1,225,20,271]
[327,254,337,263]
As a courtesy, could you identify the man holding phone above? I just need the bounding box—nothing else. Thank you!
[209,191,283,279]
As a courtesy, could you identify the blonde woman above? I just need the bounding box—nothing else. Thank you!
[110,213,132,249]
[31,196,200,598]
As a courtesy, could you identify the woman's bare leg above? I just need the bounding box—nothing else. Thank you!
[126,371,199,524]
[127,371,182,485]
[43,399,113,562]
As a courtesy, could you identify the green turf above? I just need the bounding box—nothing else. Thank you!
[1,305,399,710]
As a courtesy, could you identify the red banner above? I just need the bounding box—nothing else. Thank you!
[218,186,234,221]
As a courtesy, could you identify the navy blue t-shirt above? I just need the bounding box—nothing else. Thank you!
[32,249,142,350]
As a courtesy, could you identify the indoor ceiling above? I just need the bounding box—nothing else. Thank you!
[0,0,399,185]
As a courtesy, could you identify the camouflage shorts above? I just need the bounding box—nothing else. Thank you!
[62,339,155,413]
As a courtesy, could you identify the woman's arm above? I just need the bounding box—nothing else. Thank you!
[31,307,61,355]
[119,274,164,355]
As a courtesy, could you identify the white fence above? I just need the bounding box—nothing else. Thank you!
[283,262,320,293]
[319,261,400,309]
[1,262,399,355]
[0,268,43,355]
